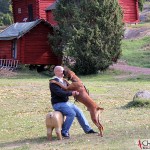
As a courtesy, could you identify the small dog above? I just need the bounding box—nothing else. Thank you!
[46,111,64,140]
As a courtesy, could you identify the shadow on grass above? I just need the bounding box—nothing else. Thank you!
[0,136,58,149]
[123,100,150,109]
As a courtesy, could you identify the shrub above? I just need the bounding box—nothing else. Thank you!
[49,0,124,75]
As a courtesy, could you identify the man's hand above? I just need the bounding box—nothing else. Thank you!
[72,91,79,96]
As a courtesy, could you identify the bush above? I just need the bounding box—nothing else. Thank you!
[50,0,124,75]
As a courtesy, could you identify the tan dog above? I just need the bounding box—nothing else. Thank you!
[50,68,104,137]
[46,111,64,140]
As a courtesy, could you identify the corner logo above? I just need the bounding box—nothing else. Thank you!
[135,139,150,149]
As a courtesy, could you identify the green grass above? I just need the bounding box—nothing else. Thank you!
[127,22,150,28]
[0,70,150,150]
[121,36,150,68]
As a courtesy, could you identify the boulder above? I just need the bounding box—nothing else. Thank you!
[133,90,150,101]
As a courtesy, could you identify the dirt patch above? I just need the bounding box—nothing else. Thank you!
[124,27,150,39]
[110,62,150,76]
[0,69,18,77]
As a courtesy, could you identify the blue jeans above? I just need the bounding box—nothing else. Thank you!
[52,102,92,135]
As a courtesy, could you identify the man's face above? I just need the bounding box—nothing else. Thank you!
[55,67,64,78]
[59,68,64,78]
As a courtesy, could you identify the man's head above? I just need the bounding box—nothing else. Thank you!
[54,66,64,78]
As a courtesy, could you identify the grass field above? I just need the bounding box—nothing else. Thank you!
[121,36,150,68]
[0,69,150,150]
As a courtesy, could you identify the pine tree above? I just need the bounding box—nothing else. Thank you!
[49,0,124,75]
[0,0,13,26]
[138,0,145,11]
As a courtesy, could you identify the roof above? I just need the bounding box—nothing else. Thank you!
[0,19,52,40]
[45,2,56,11]
[45,0,59,11]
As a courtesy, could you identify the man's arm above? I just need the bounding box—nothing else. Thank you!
[50,80,67,90]
[50,82,72,97]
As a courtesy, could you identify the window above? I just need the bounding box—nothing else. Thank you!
[18,8,21,14]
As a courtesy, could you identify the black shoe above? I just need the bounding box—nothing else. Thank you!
[61,133,70,139]
[87,129,97,134]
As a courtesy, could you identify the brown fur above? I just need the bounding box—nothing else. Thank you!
[45,111,64,140]
[50,69,104,137]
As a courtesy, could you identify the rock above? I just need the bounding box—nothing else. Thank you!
[133,90,150,101]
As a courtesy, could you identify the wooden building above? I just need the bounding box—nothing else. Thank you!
[0,19,61,66]
[45,1,58,26]
[119,0,139,23]
[12,0,139,25]
[12,0,55,23]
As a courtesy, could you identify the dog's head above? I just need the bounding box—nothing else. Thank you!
[63,67,74,81]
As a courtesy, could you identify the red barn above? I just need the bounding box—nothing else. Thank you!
[0,19,61,67]
[119,0,139,23]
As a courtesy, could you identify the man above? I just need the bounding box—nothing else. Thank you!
[49,66,97,139]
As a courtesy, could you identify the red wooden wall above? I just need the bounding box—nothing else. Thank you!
[12,0,37,22]
[39,0,55,21]
[12,0,55,23]
[0,41,12,59]
[17,22,60,65]
[46,11,57,26]
[118,0,139,23]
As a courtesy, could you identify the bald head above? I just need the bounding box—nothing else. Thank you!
[54,66,64,78]
[54,66,64,73]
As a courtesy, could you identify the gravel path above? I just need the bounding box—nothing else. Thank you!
[110,64,150,75]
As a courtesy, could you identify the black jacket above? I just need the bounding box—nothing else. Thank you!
[49,78,72,105]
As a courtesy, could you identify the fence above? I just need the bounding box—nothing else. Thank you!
[0,59,19,70]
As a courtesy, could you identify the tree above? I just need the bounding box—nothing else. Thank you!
[0,0,10,14]
[2,13,12,25]
[49,0,124,75]
[0,0,13,26]
[138,0,145,11]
